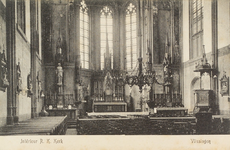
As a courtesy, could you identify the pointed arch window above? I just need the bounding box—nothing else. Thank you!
[100,6,113,70]
[80,0,89,69]
[126,3,137,70]
[190,0,203,59]
[17,0,26,33]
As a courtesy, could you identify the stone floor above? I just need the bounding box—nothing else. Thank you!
[66,129,77,135]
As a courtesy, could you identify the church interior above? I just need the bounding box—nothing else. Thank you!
[0,0,230,135]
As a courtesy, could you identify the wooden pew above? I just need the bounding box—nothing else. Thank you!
[0,116,67,135]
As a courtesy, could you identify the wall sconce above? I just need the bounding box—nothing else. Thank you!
[21,88,28,96]
[213,75,217,79]
[69,0,74,5]
[40,90,45,98]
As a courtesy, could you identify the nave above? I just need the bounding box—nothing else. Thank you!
[0,0,230,136]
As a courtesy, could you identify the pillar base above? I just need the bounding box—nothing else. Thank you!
[34,112,38,117]
[31,107,37,118]
[31,112,38,118]
[14,116,19,123]
[7,116,14,125]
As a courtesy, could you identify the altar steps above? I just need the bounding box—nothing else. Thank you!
[67,119,77,129]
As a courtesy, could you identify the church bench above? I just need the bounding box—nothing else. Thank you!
[0,116,67,135]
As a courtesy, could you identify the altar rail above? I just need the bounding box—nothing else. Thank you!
[93,102,127,112]
[150,107,188,117]
[153,93,183,107]
[0,116,67,135]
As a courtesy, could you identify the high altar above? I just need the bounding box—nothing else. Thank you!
[92,71,127,112]
[91,40,127,112]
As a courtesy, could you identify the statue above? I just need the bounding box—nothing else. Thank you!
[56,37,62,54]
[104,72,113,95]
[0,50,9,89]
[56,63,63,86]
[163,53,170,77]
[2,68,8,84]
[163,53,172,87]
[16,62,22,93]
[173,41,180,64]
[55,31,64,65]
[27,73,33,96]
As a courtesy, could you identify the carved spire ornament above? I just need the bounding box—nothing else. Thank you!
[55,28,64,66]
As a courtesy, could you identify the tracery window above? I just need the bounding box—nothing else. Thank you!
[80,0,89,69]
[126,3,137,70]
[100,6,113,70]
[190,0,203,59]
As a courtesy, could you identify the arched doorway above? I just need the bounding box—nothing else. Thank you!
[190,77,200,113]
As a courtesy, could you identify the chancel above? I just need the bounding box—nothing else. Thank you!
[0,0,230,135]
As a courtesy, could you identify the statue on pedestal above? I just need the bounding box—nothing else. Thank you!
[104,72,113,96]
[16,62,22,93]
[56,63,63,87]
[27,73,33,96]
[163,53,171,78]
[0,50,9,91]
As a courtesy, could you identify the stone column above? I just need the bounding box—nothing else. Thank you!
[30,0,38,118]
[6,0,17,125]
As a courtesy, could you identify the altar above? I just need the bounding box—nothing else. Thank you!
[92,71,127,112]
[46,108,77,120]
[93,102,127,112]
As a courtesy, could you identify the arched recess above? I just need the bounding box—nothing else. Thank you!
[190,76,200,113]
